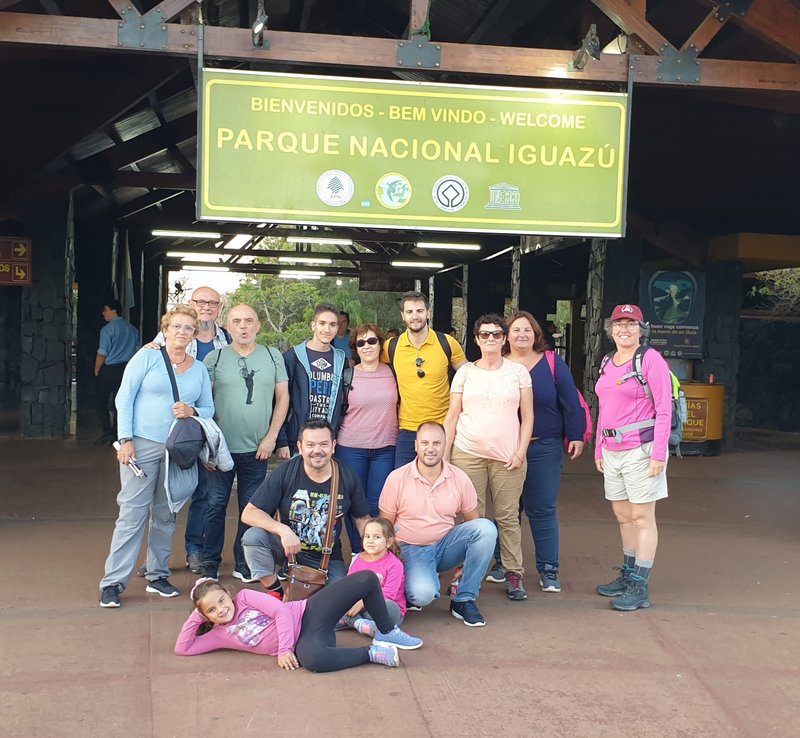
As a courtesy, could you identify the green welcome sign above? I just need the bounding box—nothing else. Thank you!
[199,69,628,236]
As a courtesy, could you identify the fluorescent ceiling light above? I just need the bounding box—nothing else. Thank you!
[278,256,333,265]
[480,246,514,262]
[224,234,253,250]
[183,266,231,272]
[416,242,481,251]
[279,269,326,277]
[391,260,445,269]
[286,236,353,246]
[279,272,323,280]
[152,229,222,239]
[166,252,222,263]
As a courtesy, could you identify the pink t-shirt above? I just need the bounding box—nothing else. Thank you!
[337,364,399,449]
[379,460,478,546]
[175,589,307,658]
[594,349,673,462]
[348,550,406,616]
[450,359,532,462]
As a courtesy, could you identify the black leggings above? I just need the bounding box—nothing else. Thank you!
[295,570,393,673]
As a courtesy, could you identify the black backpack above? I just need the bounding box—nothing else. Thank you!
[387,330,453,377]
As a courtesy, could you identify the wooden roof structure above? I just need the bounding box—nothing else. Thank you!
[1,0,798,274]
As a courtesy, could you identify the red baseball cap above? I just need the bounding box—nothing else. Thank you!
[610,304,644,322]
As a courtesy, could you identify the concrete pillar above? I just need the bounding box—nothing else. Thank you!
[19,194,75,438]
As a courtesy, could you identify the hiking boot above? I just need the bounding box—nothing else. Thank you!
[539,565,562,593]
[450,599,486,627]
[145,578,180,598]
[505,571,528,601]
[596,565,633,597]
[232,563,258,583]
[611,574,650,611]
[373,625,423,651]
[100,584,121,608]
[368,644,400,667]
[485,561,506,583]
[185,553,203,575]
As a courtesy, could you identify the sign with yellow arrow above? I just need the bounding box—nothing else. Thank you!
[0,237,32,286]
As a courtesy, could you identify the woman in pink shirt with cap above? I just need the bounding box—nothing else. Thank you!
[594,304,672,612]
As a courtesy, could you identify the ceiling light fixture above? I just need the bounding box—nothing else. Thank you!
[152,229,222,239]
[415,242,481,251]
[479,246,514,262]
[277,256,334,265]
[286,236,353,246]
[390,260,445,269]
[224,234,253,250]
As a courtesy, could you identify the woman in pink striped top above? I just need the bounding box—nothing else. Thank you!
[335,324,399,554]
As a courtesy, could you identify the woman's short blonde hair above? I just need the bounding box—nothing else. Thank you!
[160,304,199,333]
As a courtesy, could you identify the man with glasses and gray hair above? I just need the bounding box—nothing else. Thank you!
[201,304,289,582]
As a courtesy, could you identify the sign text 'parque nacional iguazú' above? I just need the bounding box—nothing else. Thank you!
[199,70,628,236]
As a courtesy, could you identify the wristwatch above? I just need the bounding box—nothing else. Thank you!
[117,437,133,444]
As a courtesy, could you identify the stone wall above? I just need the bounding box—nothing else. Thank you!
[0,286,21,408]
[19,195,75,437]
[737,316,800,432]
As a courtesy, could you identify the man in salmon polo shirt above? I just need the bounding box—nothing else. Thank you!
[379,422,497,627]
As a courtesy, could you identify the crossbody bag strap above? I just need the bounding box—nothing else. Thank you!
[159,346,181,402]
[318,460,339,573]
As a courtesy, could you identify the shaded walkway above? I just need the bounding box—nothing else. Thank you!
[1,438,798,737]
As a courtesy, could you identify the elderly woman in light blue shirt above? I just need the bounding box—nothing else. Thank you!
[99,305,214,609]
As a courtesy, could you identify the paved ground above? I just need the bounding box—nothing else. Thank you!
[1,433,798,738]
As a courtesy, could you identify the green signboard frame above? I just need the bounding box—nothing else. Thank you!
[198,69,628,236]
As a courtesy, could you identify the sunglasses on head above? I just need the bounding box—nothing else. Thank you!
[355,337,380,348]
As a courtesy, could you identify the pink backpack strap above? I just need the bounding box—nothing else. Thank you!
[545,350,556,381]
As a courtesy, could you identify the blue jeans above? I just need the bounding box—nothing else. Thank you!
[184,463,210,557]
[400,519,497,605]
[202,452,267,571]
[335,444,395,553]
[394,430,417,468]
[522,437,564,573]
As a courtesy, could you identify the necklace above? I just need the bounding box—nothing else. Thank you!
[169,353,188,370]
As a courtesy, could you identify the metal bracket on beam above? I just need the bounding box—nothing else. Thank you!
[714,0,754,22]
[117,5,169,50]
[397,34,441,69]
[656,44,700,84]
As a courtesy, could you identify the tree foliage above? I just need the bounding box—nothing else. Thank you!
[752,268,800,316]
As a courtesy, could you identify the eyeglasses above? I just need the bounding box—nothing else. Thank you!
[238,356,250,379]
[170,323,195,333]
[416,357,425,378]
[355,337,380,348]
[191,299,220,308]
[477,330,505,340]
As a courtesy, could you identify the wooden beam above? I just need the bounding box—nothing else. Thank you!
[627,211,707,269]
[1,12,799,92]
[681,7,725,54]
[113,172,195,189]
[408,0,430,36]
[108,0,197,23]
[590,0,669,54]
[701,0,800,62]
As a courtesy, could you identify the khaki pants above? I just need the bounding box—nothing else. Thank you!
[450,446,527,575]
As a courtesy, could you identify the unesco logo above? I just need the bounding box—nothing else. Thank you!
[432,175,469,213]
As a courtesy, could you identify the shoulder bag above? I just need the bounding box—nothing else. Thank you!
[160,347,206,470]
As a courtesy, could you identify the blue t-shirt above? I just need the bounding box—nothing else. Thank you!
[306,347,335,420]
[98,317,140,366]
[331,335,352,361]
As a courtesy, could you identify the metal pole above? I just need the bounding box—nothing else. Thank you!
[511,241,521,312]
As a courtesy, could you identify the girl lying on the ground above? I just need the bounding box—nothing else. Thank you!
[175,570,422,671]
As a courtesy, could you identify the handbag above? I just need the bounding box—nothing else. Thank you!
[160,347,206,470]
[282,460,340,602]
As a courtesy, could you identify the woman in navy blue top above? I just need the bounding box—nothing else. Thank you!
[500,311,586,594]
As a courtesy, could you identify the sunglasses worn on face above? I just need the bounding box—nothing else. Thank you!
[477,330,504,340]
[356,337,379,348]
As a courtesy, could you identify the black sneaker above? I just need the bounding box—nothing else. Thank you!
[450,599,486,627]
[505,571,528,601]
[539,564,562,593]
[405,600,422,612]
[202,567,219,581]
[596,566,633,597]
[232,563,259,583]
[145,578,180,598]
[485,561,506,583]
[276,563,288,581]
[100,584,121,608]
[185,553,203,575]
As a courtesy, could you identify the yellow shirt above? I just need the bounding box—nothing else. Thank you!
[381,329,465,431]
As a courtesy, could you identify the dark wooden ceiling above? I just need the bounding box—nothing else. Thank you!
[0,0,798,272]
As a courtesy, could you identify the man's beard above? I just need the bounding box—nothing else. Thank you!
[199,319,215,332]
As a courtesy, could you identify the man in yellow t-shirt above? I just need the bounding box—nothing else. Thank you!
[382,291,466,467]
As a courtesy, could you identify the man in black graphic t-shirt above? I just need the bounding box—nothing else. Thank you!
[277,303,348,457]
[242,419,370,594]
